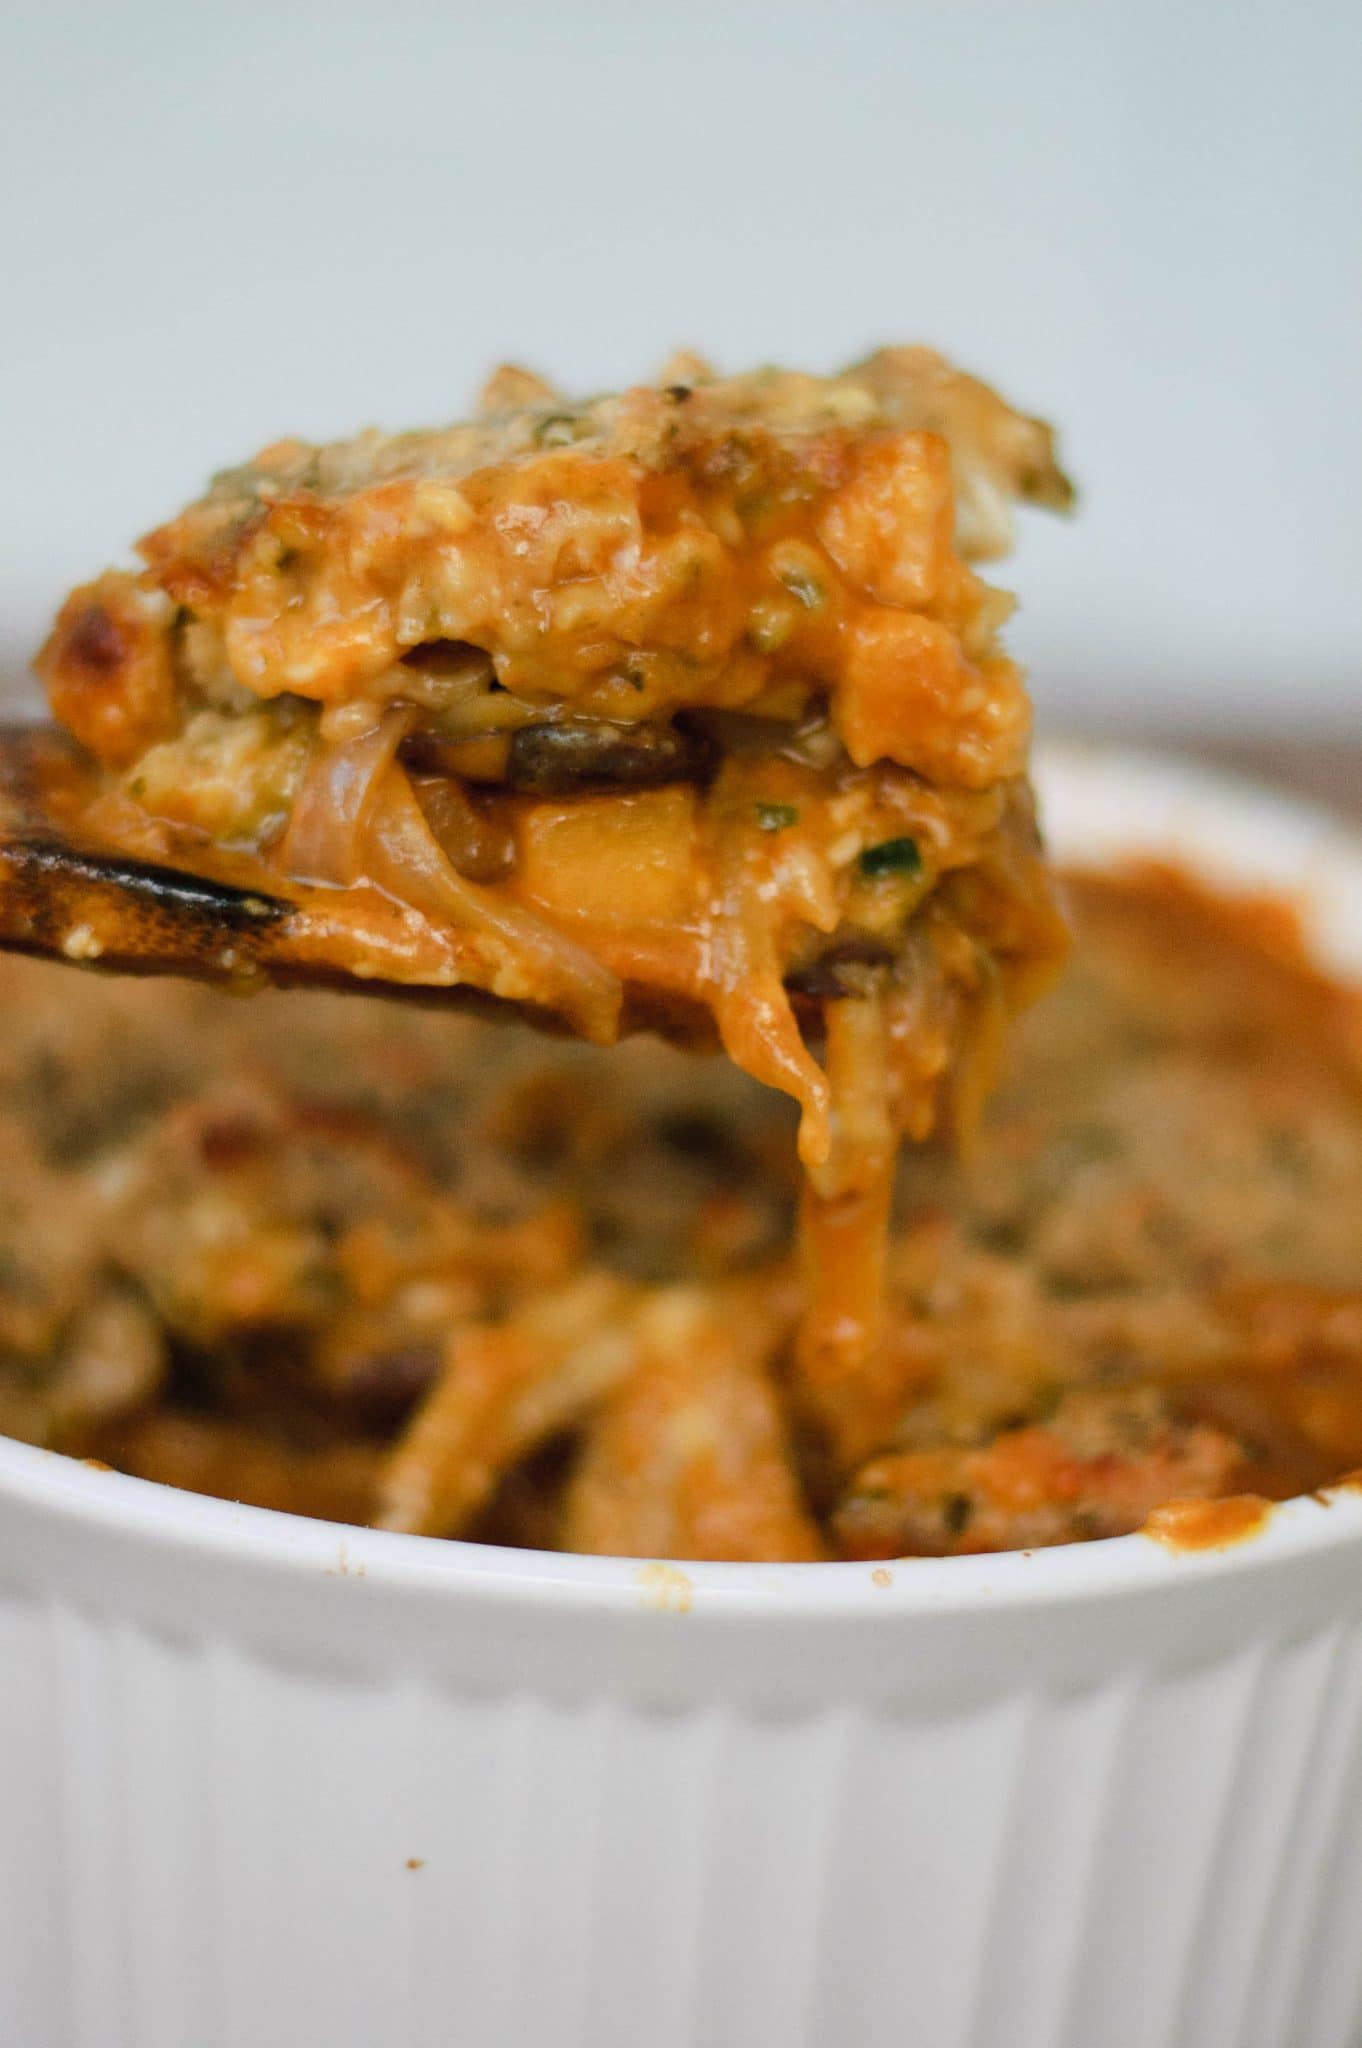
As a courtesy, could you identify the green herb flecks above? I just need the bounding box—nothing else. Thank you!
[745,601,796,653]
[859,835,922,881]
[773,560,825,610]
[534,413,584,449]
[755,803,799,833]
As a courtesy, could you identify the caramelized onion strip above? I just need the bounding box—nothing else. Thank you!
[562,1282,823,1562]
[363,764,623,1042]
[704,784,833,1168]
[796,994,902,1467]
[280,708,414,885]
[375,1271,638,1537]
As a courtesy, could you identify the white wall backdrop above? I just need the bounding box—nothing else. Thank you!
[2,0,1358,729]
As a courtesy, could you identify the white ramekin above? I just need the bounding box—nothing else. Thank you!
[5,743,1362,2048]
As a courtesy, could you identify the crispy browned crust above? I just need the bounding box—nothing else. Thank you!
[38,350,1072,786]
[149,345,1073,583]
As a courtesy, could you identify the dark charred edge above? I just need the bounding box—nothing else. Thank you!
[0,730,725,1042]
[0,719,296,984]
[0,721,792,1049]
[0,832,294,987]
[0,836,292,931]
[0,821,490,1008]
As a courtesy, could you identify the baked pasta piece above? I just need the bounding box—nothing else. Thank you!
[27,348,1071,1401]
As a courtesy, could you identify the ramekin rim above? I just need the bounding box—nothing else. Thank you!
[6,1430,1362,1619]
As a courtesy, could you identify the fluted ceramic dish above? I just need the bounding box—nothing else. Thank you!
[3,742,1362,2048]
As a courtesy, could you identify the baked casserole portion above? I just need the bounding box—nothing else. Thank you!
[37,345,1069,1065]
[31,349,1071,1411]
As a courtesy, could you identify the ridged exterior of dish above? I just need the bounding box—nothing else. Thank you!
[4,747,1362,2048]
[5,1535,1362,2048]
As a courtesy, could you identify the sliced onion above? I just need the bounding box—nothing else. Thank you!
[795,994,902,1464]
[705,812,831,1168]
[363,763,622,1044]
[280,708,414,885]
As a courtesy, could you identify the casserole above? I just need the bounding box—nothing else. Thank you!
[3,740,1362,2048]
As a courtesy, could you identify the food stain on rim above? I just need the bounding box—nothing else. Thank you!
[1142,1494,1272,1554]
[635,1561,695,1613]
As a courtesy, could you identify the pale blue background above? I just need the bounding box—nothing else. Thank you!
[2,0,1358,729]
